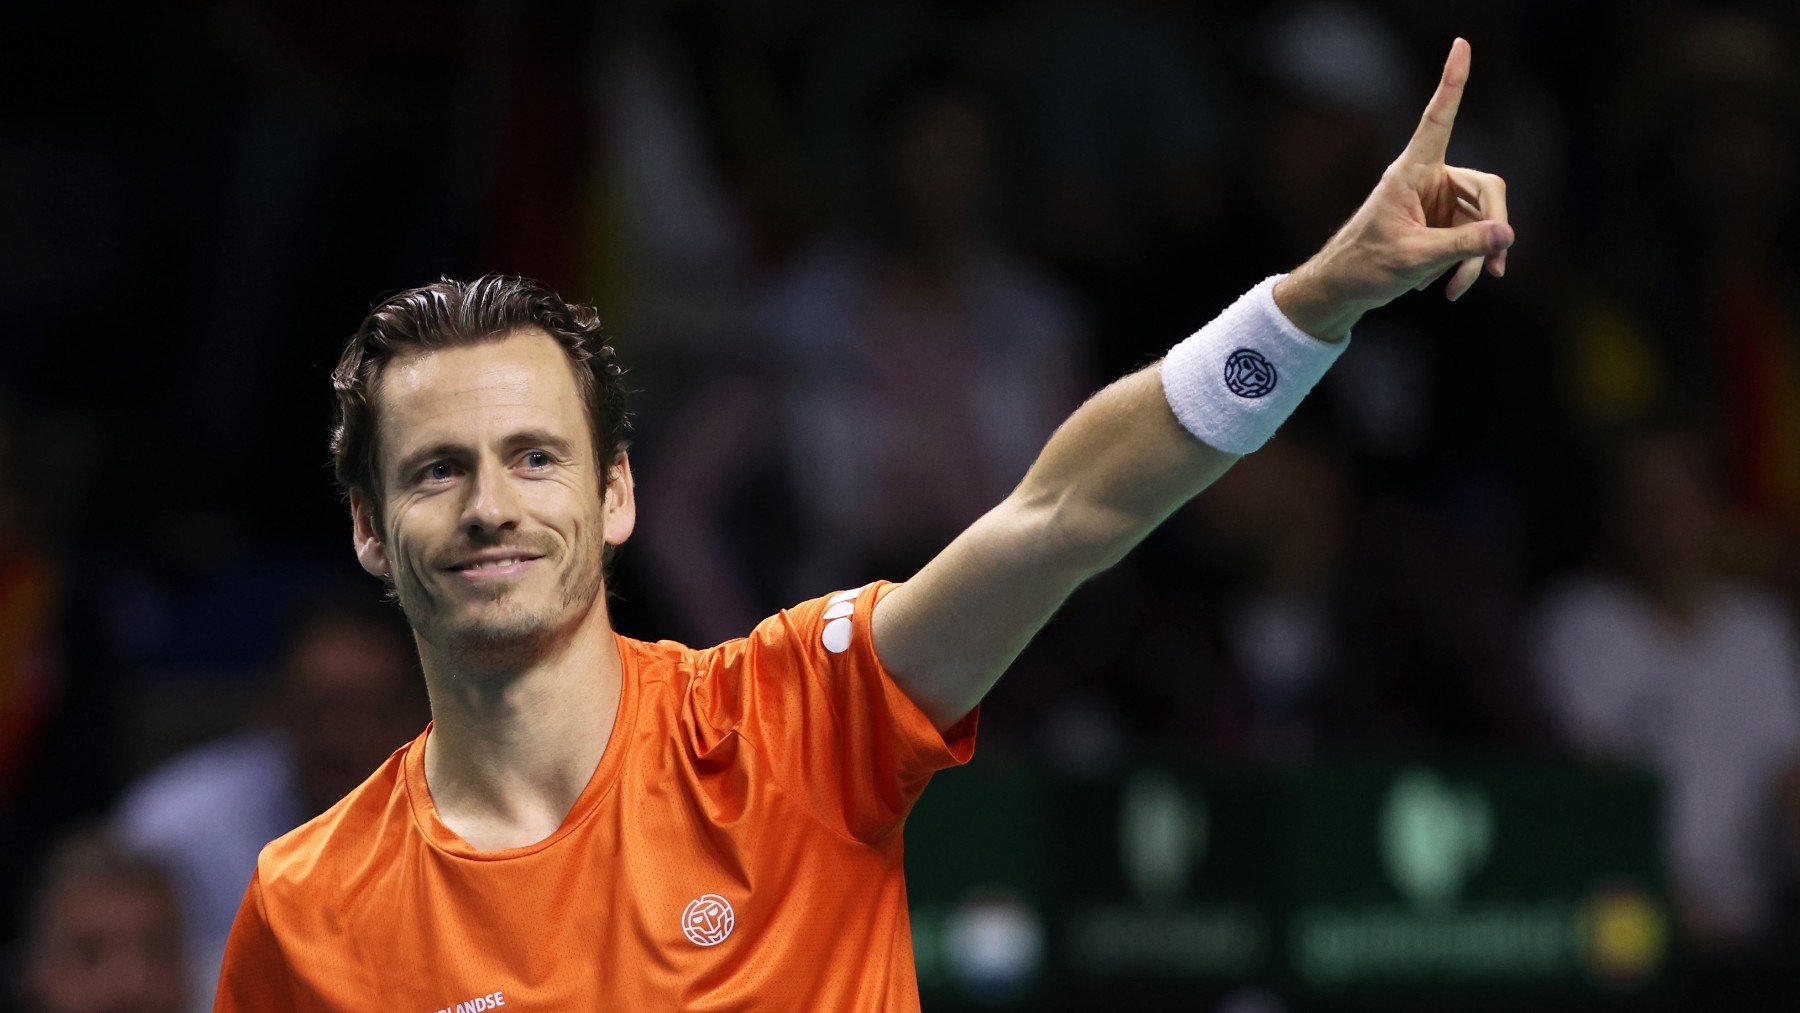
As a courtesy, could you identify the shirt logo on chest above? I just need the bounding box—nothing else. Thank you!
[682,894,736,946]
[429,990,504,1013]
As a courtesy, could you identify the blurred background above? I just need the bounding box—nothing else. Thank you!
[4,0,1800,1009]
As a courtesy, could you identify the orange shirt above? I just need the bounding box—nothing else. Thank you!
[214,581,978,1010]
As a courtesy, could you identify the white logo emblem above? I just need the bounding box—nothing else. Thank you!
[821,586,865,654]
[682,894,736,946]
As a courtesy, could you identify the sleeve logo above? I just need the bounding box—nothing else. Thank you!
[820,586,866,654]
[1223,348,1277,398]
[682,894,737,946]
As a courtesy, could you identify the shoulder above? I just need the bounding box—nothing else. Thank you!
[1711,581,1800,656]
[617,631,709,693]
[738,582,886,660]
[253,736,416,910]
[115,729,300,844]
[968,244,1083,343]
[753,233,871,353]
[1528,572,1639,631]
[763,233,869,301]
[667,583,890,715]
[1716,581,1799,629]
[629,583,882,676]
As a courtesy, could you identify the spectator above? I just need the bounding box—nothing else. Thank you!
[1587,9,1800,608]
[640,57,1092,646]
[1527,418,1800,954]
[112,597,426,1009]
[0,402,126,967]
[17,828,186,1013]
[1057,429,1539,761]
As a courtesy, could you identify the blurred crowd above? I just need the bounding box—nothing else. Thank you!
[4,0,1800,1007]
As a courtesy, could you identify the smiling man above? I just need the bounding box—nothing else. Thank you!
[215,39,1512,1010]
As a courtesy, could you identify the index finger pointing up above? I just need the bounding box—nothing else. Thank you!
[1402,38,1470,165]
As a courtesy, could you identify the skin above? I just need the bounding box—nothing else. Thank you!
[350,327,634,850]
[276,619,429,817]
[25,883,185,1013]
[1274,37,1511,340]
[869,38,1514,728]
[1606,434,1721,629]
[345,40,1512,850]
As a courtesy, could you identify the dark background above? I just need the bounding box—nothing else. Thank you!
[5,0,1800,1008]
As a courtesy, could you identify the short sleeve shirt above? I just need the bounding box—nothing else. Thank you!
[214,581,978,1010]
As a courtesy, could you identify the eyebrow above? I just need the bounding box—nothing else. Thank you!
[394,443,463,481]
[502,429,578,460]
[393,430,580,481]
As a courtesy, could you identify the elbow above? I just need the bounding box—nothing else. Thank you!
[1008,487,1140,581]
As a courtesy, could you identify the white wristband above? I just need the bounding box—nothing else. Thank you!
[1159,273,1350,455]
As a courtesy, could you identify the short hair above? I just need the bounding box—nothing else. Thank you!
[330,276,630,531]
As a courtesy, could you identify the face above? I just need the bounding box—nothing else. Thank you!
[883,92,991,243]
[26,882,185,1013]
[351,329,635,663]
[1611,435,1718,574]
[281,620,429,813]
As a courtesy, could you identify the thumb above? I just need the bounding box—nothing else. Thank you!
[1422,220,1514,273]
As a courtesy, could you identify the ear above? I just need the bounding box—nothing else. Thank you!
[349,488,392,578]
[601,453,637,548]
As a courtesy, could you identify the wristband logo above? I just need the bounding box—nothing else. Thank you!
[1223,349,1277,398]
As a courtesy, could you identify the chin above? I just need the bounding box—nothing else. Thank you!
[446,609,563,656]
[399,562,605,660]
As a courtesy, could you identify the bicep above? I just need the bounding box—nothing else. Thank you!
[870,496,1094,732]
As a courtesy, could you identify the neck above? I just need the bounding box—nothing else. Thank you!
[417,601,624,850]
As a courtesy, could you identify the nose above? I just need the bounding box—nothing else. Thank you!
[459,455,523,537]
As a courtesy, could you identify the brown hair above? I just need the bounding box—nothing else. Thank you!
[329,276,630,530]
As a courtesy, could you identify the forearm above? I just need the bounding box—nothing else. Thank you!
[874,38,1516,731]
[1011,244,1451,567]
[1274,258,1377,343]
[1011,266,1355,575]
[878,281,1345,727]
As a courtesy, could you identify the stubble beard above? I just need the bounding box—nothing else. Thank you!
[391,539,606,668]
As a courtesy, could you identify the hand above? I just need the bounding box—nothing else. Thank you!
[1275,38,1515,341]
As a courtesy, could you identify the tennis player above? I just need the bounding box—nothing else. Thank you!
[215,38,1510,1010]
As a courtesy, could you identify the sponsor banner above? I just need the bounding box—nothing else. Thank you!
[906,756,1666,1008]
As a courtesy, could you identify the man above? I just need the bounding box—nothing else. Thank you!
[216,38,1511,1009]
[1529,421,1800,953]
[115,598,426,1007]
[20,829,188,1013]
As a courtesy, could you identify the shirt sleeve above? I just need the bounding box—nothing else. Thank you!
[213,870,298,1012]
[692,580,979,843]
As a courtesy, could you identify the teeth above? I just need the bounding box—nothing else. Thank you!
[466,557,526,570]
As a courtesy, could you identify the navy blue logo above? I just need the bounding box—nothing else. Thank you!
[1224,348,1277,398]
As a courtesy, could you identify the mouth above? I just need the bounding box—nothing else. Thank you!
[446,554,544,578]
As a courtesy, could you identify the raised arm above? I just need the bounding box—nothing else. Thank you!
[872,38,1515,730]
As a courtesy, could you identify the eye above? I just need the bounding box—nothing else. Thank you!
[521,450,553,470]
[421,461,459,483]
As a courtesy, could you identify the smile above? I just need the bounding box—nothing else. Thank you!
[448,555,543,576]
